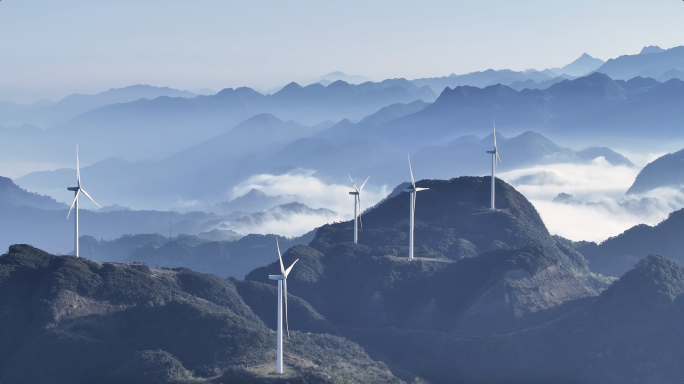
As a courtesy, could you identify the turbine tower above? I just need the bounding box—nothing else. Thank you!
[67,146,100,257]
[485,121,502,209]
[268,236,299,375]
[348,174,370,244]
[404,155,429,260]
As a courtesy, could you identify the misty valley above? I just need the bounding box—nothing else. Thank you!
[3,43,684,384]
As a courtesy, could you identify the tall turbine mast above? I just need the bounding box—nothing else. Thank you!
[348,174,370,244]
[268,236,299,374]
[485,121,502,209]
[66,145,100,257]
[403,155,429,260]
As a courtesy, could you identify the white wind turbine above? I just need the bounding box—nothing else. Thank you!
[485,121,502,209]
[268,236,299,375]
[66,146,100,257]
[404,155,429,260]
[348,174,370,244]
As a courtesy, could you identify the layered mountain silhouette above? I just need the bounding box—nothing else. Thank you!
[595,45,684,80]
[301,71,372,86]
[640,45,665,54]
[410,131,633,181]
[412,68,558,94]
[411,52,607,94]
[626,148,684,194]
[0,176,66,210]
[508,74,574,91]
[77,229,316,280]
[0,177,222,253]
[0,80,437,166]
[366,72,684,149]
[123,231,315,279]
[15,113,325,209]
[0,175,333,258]
[214,188,284,215]
[15,121,632,218]
[553,52,605,77]
[576,208,684,276]
[0,84,197,128]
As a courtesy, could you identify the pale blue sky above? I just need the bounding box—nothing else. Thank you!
[1,0,682,102]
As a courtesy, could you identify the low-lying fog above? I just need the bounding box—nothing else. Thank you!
[501,152,683,242]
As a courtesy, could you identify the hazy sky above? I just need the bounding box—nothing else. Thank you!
[1,0,683,102]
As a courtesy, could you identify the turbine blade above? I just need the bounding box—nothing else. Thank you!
[359,176,370,191]
[79,189,101,208]
[413,191,417,217]
[67,191,79,219]
[408,154,416,189]
[276,236,285,274]
[348,173,359,193]
[493,120,497,151]
[284,258,299,277]
[284,277,289,338]
[496,152,502,163]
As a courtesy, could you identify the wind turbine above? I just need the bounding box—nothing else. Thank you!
[66,146,100,257]
[268,236,299,375]
[348,174,370,244]
[404,155,429,260]
[485,121,502,209]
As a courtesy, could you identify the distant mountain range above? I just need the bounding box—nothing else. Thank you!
[14,113,329,209]
[595,45,684,80]
[302,71,372,87]
[0,84,197,128]
[365,72,684,150]
[0,176,328,254]
[14,118,631,213]
[411,46,684,94]
[0,79,437,167]
[79,230,315,279]
[410,52,606,94]
[2,46,683,170]
[552,52,605,77]
[0,176,66,210]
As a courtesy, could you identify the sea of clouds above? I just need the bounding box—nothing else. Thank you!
[220,154,684,242]
[222,169,389,237]
[501,155,684,243]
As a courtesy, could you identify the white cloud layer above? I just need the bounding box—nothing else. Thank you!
[502,157,684,243]
[225,169,389,237]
